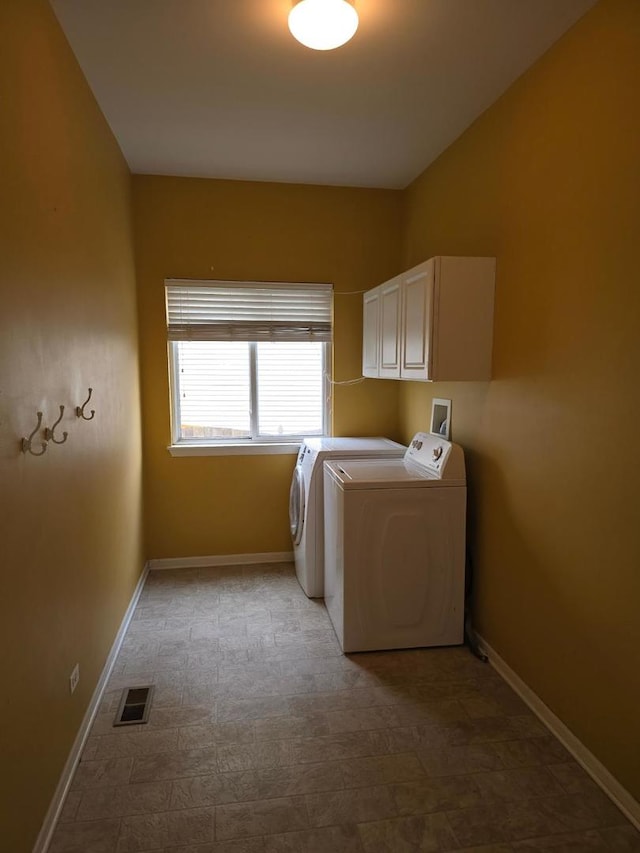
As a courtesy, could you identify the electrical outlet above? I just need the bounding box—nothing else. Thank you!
[69,663,80,694]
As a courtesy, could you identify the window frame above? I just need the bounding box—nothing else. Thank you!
[167,328,333,456]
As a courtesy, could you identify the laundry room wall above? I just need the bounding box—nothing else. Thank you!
[398,0,640,801]
[0,0,144,849]
[132,176,403,559]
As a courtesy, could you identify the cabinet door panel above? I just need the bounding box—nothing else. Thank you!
[362,289,380,377]
[401,261,433,380]
[379,277,401,378]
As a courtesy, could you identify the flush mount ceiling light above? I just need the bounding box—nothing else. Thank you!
[288,0,359,51]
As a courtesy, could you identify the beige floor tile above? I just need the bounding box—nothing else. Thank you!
[71,757,133,790]
[382,698,470,727]
[166,807,216,847]
[470,767,566,803]
[290,729,391,764]
[277,654,363,677]
[49,818,121,853]
[446,799,575,847]
[164,839,265,853]
[287,686,384,715]
[445,803,509,847]
[170,772,251,810]
[146,705,213,729]
[274,628,338,646]
[217,696,293,723]
[341,752,426,788]
[177,721,256,750]
[311,668,380,692]
[511,829,611,850]
[596,825,640,851]
[180,667,219,688]
[182,684,219,705]
[392,774,483,815]
[417,742,505,777]
[461,691,529,718]
[218,662,283,683]
[76,780,172,820]
[325,705,395,734]
[216,740,293,773]
[171,761,343,810]
[263,824,363,852]
[385,724,431,753]
[217,675,316,701]
[215,796,308,840]
[253,711,330,741]
[491,737,572,769]
[117,806,214,851]
[107,672,156,691]
[440,716,538,746]
[305,783,398,827]
[411,678,482,701]
[82,738,100,761]
[251,641,342,663]
[89,728,180,760]
[357,812,457,852]
[533,790,628,832]
[57,790,82,823]
[127,616,168,632]
[546,761,602,795]
[130,746,219,782]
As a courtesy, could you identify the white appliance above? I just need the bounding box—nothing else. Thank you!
[323,432,466,653]
[289,437,405,598]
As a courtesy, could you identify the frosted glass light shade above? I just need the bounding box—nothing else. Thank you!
[288,0,359,51]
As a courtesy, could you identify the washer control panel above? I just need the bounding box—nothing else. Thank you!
[405,432,452,477]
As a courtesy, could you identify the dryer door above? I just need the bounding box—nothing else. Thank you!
[289,465,306,545]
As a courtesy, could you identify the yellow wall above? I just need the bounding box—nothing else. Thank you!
[133,176,403,558]
[0,1,144,848]
[400,0,640,799]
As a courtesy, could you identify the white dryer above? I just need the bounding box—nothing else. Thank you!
[289,437,405,598]
[323,432,466,652]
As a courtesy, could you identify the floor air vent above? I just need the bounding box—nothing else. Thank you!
[113,685,154,726]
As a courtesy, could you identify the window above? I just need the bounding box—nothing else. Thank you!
[166,280,332,450]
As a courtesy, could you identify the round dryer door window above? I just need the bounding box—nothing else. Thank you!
[289,466,305,545]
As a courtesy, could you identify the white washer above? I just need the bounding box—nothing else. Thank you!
[323,432,466,653]
[289,437,405,598]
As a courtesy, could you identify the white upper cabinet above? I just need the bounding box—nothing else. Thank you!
[362,275,402,378]
[400,260,433,380]
[379,275,402,378]
[363,256,496,382]
[362,287,380,378]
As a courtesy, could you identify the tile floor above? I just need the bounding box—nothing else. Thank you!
[50,563,640,852]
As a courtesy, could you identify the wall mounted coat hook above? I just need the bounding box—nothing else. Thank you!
[76,387,95,421]
[44,405,68,445]
[22,411,48,456]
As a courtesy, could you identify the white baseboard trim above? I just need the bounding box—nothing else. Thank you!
[33,562,150,853]
[147,551,294,570]
[478,634,640,831]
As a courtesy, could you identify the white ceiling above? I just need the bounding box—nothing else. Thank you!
[51,0,596,189]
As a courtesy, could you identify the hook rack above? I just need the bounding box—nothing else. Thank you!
[22,412,48,457]
[76,387,95,421]
[44,405,69,445]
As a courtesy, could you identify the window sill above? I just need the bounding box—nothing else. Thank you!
[168,442,301,457]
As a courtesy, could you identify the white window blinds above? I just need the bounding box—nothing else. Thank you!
[166,280,333,342]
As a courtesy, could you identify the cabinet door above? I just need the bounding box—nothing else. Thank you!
[401,260,434,380]
[379,276,402,378]
[362,287,380,377]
